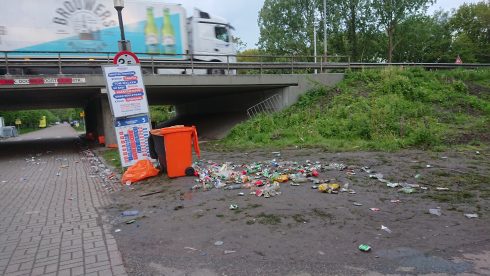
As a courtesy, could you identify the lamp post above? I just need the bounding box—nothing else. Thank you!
[323,0,327,62]
[113,0,130,51]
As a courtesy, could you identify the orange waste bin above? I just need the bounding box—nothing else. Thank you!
[150,126,200,178]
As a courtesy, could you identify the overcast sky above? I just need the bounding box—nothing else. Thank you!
[178,0,483,49]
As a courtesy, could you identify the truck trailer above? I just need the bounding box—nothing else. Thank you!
[0,0,237,74]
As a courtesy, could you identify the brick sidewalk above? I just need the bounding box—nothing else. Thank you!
[0,132,126,276]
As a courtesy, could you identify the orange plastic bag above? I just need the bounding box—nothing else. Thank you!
[121,159,159,184]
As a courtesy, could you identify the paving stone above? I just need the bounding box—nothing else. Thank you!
[0,132,126,276]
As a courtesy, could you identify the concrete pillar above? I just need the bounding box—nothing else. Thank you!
[100,95,117,147]
[84,97,101,141]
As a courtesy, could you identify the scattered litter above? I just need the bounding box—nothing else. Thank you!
[399,187,415,194]
[184,247,198,251]
[390,199,401,203]
[122,210,139,216]
[381,225,392,233]
[318,251,325,255]
[224,250,236,255]
[125,219,136,224]
[436,187,449,191]
[214,241,224,246]
[140,189,167,197]
[464,213,479,219]
[387,182,399,188]
[475,151,480,155]
[311,185,318,189]
[414,174,421,179]
[238,192,245,196]
[115,229,121,233]
[353,202,363,206]
[1,180,7,183]
[370,208,380,212]
[426,165,433,168]
[359,244,371,252]
[229,204,238,210]
[174,206,184,211]
[429,208,442,216]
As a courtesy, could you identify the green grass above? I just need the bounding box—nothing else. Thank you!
[218,68,490,151]
[101,149,122,170]
[257,212,282,225]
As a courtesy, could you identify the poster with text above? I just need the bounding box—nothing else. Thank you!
[115,115,151,168]
[103,65,149,118]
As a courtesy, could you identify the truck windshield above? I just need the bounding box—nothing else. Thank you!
[215,26,229,42]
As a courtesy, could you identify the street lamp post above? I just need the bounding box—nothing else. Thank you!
[323,0,327,62]
[113,0,130,51]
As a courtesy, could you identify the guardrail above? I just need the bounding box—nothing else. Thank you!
[1,51,489,76]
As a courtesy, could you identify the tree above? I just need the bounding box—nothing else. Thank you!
[371,0,435,62]
[449,1,490,63]
[231,35,248,53]
[258,0,319,56]
[394,12,452,62]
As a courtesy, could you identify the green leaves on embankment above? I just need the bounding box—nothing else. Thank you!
[222,68,490,151]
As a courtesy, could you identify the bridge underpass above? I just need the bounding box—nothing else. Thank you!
[0,74,344,144]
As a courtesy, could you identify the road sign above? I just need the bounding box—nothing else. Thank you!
[113,51,140,65]
[455,55,463,64]
[15,119,21,125]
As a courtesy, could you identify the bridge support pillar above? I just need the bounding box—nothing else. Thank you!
[84,93,116,147]
[100,94,117,147]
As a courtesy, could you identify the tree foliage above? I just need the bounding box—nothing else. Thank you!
[257,0,490,63]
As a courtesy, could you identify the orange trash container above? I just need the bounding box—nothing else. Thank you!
[150,126,200,178]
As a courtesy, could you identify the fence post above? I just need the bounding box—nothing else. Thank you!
[151,56,155,75]
[191,54,194,75]
[291,55,294,74]
[4,52,9,75]
[58,53,62,75]
[227,55,230,75]
[260,55,263,75]
[320,55,323,73]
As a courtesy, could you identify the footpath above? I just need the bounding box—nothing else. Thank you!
[0,125,127,276]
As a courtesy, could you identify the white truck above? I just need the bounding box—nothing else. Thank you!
[0,0,237,74]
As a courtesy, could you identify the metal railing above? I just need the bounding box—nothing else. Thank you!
[0,51,489,76]
[247,94,283,118]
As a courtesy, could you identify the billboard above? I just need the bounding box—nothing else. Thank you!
[102,64,149,118]
[114,115,151,167]
[0,0,188,57]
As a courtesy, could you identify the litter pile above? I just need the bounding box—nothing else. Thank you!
[190,154,455,199]
[191,158,360,198]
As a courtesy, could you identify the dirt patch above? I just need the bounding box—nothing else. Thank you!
[105,148,490,276]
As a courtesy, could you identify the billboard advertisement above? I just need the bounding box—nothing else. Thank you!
[102,64,149,118]
[114,114,151,167]
[0,0,188,58]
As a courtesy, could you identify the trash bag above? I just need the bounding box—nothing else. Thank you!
[121,160,160,184]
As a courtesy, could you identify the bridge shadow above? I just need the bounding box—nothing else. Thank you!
[0,136,82,159]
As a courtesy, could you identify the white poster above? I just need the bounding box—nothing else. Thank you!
[115,115,151,168]
[103,65,149,118]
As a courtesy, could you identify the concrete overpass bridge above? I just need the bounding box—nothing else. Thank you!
[0,73,344,143]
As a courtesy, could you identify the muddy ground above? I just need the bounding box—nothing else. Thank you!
[102,147,490,276]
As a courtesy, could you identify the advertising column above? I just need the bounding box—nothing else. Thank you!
[102,64,151,167]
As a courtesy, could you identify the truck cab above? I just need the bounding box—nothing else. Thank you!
[187,9,237,74]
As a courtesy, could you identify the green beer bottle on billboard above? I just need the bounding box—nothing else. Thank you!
[161,8,176,54]
[144,7,159,54]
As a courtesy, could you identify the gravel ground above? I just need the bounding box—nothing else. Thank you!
[104,147,490,276]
